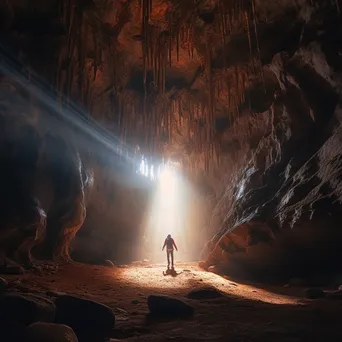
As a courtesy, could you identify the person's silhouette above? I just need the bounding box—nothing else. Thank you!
[162,234,178,269]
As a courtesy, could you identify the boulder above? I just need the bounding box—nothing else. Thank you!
[26,322,78,342]
[55,295,115,342]
[304,288,326,299]
[147,295,194,317]
[187,286,224,300]
[0,293,55,326]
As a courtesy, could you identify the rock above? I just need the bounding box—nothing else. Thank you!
[14,284,31,292]
[327,290,342,300]
[0,277,8,292]
[304,288,326,299]
[187,286,224,300]
[26,322,78,342]
[198,261,207,269]
[0,264,25,275]
[55,295,115,341]
[46,290,67,297]
[115,307,128,315]
[104,260,115,267]
[147,295,194,317]
[0,292,55,326]
[208,265,220,274]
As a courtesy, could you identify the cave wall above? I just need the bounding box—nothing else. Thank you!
[0,72,152,267]
[2,0,342,280]
[72,161,154,265]
[202,6,342,282]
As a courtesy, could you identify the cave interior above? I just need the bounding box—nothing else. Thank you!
[1,0,342,341]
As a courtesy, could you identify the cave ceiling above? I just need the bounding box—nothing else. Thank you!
[0,0,339,174]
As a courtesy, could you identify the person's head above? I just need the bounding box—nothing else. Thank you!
[167,234,171,239]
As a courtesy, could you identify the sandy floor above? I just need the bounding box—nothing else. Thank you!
[3,261,342,341]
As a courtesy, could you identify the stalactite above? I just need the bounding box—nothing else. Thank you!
[234,66,240,116]
[168,108,172,144]
[245,11,256,74]
[162,53,166,93]
[176,32,180,61]
[251,0,265,92]
[241,69,246,104]
[169,34,172,67]
[219,1,226,44]
[141,0,151,139]
[207,44,214,152]
[92,28,98,80]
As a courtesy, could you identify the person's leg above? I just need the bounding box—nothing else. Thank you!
[167,250,170,268]
[171,250,174,268]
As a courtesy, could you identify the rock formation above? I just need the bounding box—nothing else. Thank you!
[0,0,342,283]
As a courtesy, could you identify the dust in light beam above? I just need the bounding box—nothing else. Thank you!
[141,160,188,263]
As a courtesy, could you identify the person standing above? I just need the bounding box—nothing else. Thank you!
[162,234,178,269]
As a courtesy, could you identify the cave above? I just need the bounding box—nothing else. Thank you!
[0,0,342,341]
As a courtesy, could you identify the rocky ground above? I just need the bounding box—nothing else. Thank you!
[1,261,342,341]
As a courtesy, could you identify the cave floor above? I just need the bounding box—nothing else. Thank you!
[3,261,342,341]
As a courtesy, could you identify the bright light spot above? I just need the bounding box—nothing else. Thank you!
[120,264,300,305]
[139,159,146,176]
[236,181,245,200]
[137,157,162,180]
[143,162,188,263]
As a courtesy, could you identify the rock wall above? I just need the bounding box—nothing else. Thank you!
[201,9,342,282]
[71,161,154,265]
[2,0,342,282]
[0,72,152,268]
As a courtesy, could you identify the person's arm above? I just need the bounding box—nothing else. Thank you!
[162,240,166,251]
[172,239,178,251]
